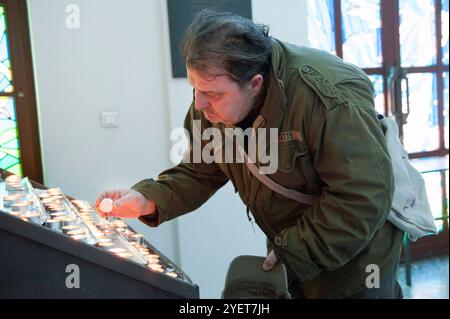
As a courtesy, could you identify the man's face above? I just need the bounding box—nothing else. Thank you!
[187,67,263,125]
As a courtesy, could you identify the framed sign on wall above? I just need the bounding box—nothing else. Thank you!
[167,0,252,78]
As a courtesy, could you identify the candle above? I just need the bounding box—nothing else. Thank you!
[96,241,114,248]
[60,217,77,227]
[116,252,133,259]
[45,219,62,230]
[146,258,160,265]
[41,198,56,205]
[62,225,80,234]
[70,234,86,241]
[147,263,164,272]
[108,248,127,254]
[8,211,21,217]
[7,186,25,194]
[48,203,65,209]
[53,215,71,221]
[148,254,160,260]
[47,188,62,195]
[2,194,26,207]
[50,213,69,221]
[21,211,41,224]
[38,193,51,199]
[5,175,21,183]
[99,198,113,213]
[129,233,143,245]
[67,228,86,236]
[11,201,33,213]
[111,220,127,228]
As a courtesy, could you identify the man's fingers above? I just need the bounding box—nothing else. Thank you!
[262,250,278,271]
[95,190,127,211]
[95,191,108,209]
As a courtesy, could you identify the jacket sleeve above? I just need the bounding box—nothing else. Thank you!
[273,86,395,283]
[132,104,229,227]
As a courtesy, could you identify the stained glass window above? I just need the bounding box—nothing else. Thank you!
[443,0,449,64]
[341,0,382,68]
[402,73,439,153]
[0,5,22,176]
[307,0,335,53]
[0,6,13,93]
[368,74,385,115]
[399,0,436,67]
[444,72,449,148]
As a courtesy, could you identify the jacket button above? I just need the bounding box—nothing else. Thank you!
[274,236,283,247]
[301,66,311,73]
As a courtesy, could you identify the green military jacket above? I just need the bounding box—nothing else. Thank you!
[133,39,404,298]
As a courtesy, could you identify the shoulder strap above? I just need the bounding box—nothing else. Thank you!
[239,147,319,206]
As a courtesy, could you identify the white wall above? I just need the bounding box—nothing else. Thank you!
[27,0,179,263]
[28,0,309,298]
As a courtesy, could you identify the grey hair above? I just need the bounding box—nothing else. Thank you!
[181,9,272,84]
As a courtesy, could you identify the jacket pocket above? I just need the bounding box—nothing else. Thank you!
[272,141,322,195]
[277,141,309,173]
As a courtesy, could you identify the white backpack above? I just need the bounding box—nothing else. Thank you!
[379,116,437,240]
[241,115,438,241]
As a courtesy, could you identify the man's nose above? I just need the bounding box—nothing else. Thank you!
[194,91,210,110]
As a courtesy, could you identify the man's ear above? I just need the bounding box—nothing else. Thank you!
[249,74,264,96]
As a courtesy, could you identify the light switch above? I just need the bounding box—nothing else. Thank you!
[101,112,119,128]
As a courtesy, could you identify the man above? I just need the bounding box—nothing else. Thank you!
[96,9,404,299]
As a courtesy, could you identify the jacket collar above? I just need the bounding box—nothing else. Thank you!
[257,38,287,130]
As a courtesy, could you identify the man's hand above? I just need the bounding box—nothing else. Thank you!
[262,250,278,271]
[95,189,156,219]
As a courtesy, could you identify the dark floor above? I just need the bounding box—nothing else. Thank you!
[398,254,449,299]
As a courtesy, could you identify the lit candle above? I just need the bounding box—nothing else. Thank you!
[41,198,56,205]
[45,219,62,230]
[96,241,114,248]
[108,248,127,254]
[60,217,77,227]
[99,198,113,213]
[38,193,51,199]
[8,211,21,217]
[116,252,133,259]
[5,175,21,183]
[130,233,144,245]
[2,194,26,207]
[112,220,127,228]
[147,263,164,272]
[148,254,160,260]
[67,228,86,236]
[71,234,86,241]
[21,211,41,224]
[62,225,80,234]
[50,212,69,219]
[11,201,33,213]
[47,188,62,195]
[53,215,71,222]
[7,185,25,194]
